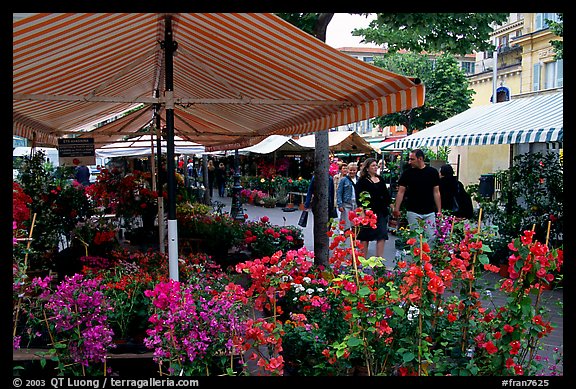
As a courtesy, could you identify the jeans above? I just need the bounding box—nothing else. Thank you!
[406,211,436,245]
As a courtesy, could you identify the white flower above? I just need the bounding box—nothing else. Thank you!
[292,283,305,293]
[407,306,420,321]
[316,288,324,293]
[306,288,315,295]
[303,277,311,283]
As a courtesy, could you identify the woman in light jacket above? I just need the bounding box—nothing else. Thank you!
[336,162,358,231]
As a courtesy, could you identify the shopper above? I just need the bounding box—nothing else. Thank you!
[439,164,474,219]
[355,157,392,258]
[215,162,228,197]
[392,149,442,244]
[207,160,216,197]
[336,162,358,232]
[304,171,337,219]
[74,164,91,186]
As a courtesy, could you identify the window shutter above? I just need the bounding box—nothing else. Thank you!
[533,63,541,91]
[556,59,563,87]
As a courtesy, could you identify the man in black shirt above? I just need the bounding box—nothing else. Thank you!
[392,149,442,245]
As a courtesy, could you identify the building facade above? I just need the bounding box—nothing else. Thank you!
[452,12,563,186]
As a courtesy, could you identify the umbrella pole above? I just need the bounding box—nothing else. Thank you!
[230,149,245,221]
[164,16,179,281]
[150,129,165,254]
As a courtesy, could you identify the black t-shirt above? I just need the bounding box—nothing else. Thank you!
[355,175,391,216]
[397,165,440,214]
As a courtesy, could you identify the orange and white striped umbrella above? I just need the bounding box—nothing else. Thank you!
[14,13,425,151]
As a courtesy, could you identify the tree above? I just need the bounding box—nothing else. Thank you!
[547,13,563,60]
[357,13,507,135]
[278,12,508,264]
[354,13,508,56]
[277,13,334,267]
[372,53,475,133]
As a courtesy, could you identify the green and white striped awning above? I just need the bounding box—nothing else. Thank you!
[392,90,563,149]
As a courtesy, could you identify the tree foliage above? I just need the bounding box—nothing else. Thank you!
[547,13,563,60]
[372,53,474,133]
[354,13,508,56]
[276,13,334,41]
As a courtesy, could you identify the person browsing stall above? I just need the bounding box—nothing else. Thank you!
[355,158,392,258]
[392,149,442,244]
[304,171,337,219]
[336,162,358,232]
[439,164,474,219]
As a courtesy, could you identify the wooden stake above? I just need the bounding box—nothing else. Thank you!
[417,234,424,376]
[23,213,37,269]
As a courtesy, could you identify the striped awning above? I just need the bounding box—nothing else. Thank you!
[13,13,425,151]
[392,91,562,149]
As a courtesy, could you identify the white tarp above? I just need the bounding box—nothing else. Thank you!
[96,135,205,158]
[238,135,312,154]
[295,130,378,154]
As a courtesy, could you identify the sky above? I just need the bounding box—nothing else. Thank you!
[325,13,380,48]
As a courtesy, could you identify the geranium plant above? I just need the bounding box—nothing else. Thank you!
[242,216,304,259]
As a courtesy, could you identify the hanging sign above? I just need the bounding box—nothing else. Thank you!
[58,138,96,166]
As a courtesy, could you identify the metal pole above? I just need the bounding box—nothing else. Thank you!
[154,106,165,254]
[163,16,179,281]
[202,154,210,204]
[230,149,245,221]
[492,49,498,104]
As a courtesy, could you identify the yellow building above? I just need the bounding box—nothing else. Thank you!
[448,13,563,187]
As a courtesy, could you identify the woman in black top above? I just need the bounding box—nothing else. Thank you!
[355,157,392,258]
[439,164,473,219]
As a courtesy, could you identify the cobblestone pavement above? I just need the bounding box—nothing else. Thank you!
[216,195,564,376]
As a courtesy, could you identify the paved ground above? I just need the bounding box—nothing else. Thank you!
[214,195,564,376]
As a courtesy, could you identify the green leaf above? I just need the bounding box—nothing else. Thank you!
[347,337,363,347]
[358,286,371,296]
[478,253,490,265]
[402,352,416,363]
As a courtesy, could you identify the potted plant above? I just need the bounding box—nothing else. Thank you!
[262,196,278,208]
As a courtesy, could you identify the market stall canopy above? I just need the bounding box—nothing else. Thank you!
[375,136,407,151]
[14,13,425,151]
[95,134,205,158]
[295,130,378,154]
[238,135,312,154]
[392,90,563,149]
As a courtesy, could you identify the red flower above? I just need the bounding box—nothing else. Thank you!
[484,341,498,354]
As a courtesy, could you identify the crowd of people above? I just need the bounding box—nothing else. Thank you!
[179,151,472,256]
[306,149,473,255]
